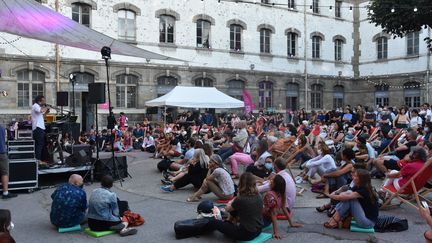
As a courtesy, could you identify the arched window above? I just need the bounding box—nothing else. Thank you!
[258,81,273,109]
[227,80,245,101]
[375,84,389,107]
[404,82,421,107]
[312,36,322,59]
[17,70,45,107]
[333,85,344,109]
[310,84,323,109]
[197,19,211,48]
[287,32,298,57]
[116,74,138,108]
[156,76,177,96]
[334,39,344,61]
[230,24,243,51]
[194,77,213,87]
[72,3,91,27]
[159,15,175,43]
[377,37,388,60]
[69,72,95,108]
[118,9,136,41]
[286,83,299,111]
[260,28,271,53]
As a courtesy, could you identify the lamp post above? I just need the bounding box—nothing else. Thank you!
[69,73,76,116]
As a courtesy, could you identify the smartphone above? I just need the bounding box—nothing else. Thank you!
[422,201,429,208]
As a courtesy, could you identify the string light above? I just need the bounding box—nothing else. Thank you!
[366,79,426,89]
[0,36,21,45]
[414,7,418,12]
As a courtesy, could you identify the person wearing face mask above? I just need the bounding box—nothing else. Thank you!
[50,174,87,228]
[379,108,392,131]
[0,209,15,243]
[423,122,432,143]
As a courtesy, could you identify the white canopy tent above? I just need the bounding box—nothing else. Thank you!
[145,86,244,109]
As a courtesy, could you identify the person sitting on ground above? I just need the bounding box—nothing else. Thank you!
[122,131,133,152]
[161,133,183,158]
[379,147,431,201]
[324,169,379,229]
[286,134,316,168]
[218,120,248,161]
[0,209,15,243]
[165,138,198,173]
[262,175,303,239]
[373,130,418,174]
[50,174,87,228]
[302,141,336,182]
[226,138,265,179]
[187,155,235,202]
[78,131,88,144]
[87,175,137,236]
[258,158,297,217]
[245,143,273,179]
[208,172,263,241]
[141,131,155,153]
[419,203,432,243]
[161,148,209,192]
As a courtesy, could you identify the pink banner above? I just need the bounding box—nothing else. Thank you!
[242,89,255,114]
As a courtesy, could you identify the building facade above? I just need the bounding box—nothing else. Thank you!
[0,0,430,127]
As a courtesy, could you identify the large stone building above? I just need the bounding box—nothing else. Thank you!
[0,0,430,128]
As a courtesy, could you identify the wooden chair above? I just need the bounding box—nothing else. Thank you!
[380,158,432,210]
[378,129,405,156]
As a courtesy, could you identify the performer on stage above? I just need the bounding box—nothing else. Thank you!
[31,95,49,163]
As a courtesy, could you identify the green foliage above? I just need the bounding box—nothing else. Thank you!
[368,0,432,51]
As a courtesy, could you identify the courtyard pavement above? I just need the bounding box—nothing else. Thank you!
[2,152,428,243]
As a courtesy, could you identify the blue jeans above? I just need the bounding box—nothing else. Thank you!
[335,199,375,228]
[218,147,234,162]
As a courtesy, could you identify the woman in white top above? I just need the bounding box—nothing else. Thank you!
[304,141,336,181]
[409,109,423,128]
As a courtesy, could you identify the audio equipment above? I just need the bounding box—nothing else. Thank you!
[88,83,106,104]
[56,91,69,106]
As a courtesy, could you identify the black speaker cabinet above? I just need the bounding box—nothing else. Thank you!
[56,92,69,106]
[5,160,38,191]
[65,144,92,167]
[88,83,106,104]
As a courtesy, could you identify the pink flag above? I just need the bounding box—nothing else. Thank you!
[243,89,255,114]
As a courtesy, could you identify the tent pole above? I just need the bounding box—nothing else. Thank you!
[164,106,167,127]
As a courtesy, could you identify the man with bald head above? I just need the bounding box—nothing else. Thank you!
[50,174,87,228]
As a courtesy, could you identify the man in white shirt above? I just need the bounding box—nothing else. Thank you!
[409,109,423,128]
[31,95,49,162]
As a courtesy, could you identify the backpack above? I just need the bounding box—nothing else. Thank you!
[174,218,213,239]
[157,158,173,172]
[374,215,408,233]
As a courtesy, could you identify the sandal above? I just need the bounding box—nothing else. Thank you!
[323,215,341,229]
[186,197,201,202]
[316,204,331,213]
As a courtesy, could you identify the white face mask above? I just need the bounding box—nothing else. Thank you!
[317,149,323,155]
[8,222,14,231]
[294,139,299,146]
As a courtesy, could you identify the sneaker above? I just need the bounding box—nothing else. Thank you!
[2,193,18,199]
[295,176,303,184]
[160,185,174,193]
[119,228,138,237]
[161,179,172,185]
[109,223,126,232]
[162,171,170,180]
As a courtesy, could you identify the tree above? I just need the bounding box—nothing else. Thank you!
[368,0,432,50]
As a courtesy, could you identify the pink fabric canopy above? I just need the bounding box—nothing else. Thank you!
[0,0,177,60]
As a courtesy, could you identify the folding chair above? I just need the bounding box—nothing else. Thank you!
[378,129,405,156]
[381,159,432,210]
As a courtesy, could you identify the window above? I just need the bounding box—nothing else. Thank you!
[197,20,211,48]
[261,0,270,3]
[407,32,419,56]
[230,24,242,51]
[312,36,322,59]
[260,28,271,53]
[72,3,91,27]
[288,0,295,9]
[116,74,138,108]
[286,83,299,111]
[118,9,136,41]
[156,76,177,96]
[335,1,342,18]
[334,39,343,61]
[377,37,388,60]
[310,84,323,109]
[404,82,421,107]
[312,0,319,13]
[375,85,389,107]
[227,80,245,101]
[258,81,273,109]
[17,70,45,107]
[159,15,175,43]
[333,85,344,109]
[194,78,213,87]
[287,32,298,57]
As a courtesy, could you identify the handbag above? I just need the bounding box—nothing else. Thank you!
[122,210,145,227]
[174,218,213,239]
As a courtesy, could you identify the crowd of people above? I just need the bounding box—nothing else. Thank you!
[145,104,432,241]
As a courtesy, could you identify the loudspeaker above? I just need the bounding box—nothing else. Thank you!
[65,144,92,166]
[88,83,106,104]
[56,92,69,106]
[94,156,128,180]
